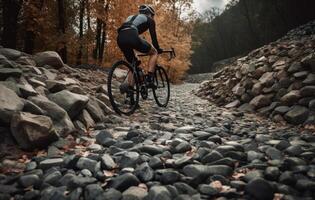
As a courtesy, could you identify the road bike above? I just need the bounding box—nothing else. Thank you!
[107,48,176,115]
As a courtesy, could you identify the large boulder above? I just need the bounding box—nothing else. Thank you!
[86,97,106,122]
[284,106,309,125]
[28,95,75,135]
[10,112,58,150]
[0,48,22,60]
[48,90,89,119]
[34,51,64,69]
[0,68,22,81]
[0,84,24,124]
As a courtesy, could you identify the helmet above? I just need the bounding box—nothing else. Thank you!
[139,4,155,16]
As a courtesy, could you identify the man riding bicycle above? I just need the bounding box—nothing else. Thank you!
[117,4,163,88]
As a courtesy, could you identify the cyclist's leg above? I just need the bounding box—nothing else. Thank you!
[134,37,158,74]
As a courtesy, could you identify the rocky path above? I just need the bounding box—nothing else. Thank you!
[1,83,315,200]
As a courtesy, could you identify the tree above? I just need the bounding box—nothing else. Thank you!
[57,0,67,63]
[77,0,85,65]
[2,0,22,49]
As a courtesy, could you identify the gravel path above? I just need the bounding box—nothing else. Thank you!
[1,83,314,200]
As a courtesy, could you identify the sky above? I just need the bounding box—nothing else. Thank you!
[193,0,230,13]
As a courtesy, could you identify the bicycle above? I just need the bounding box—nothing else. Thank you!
[107,48,176,115]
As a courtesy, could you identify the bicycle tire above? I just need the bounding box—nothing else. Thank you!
[107,60,140,115]
[152,66,170,107]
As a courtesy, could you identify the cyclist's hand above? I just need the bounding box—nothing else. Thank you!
[157,48,163,54]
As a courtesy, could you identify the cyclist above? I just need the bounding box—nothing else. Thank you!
[117,4,163,88]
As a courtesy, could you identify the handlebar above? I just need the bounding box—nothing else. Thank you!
[138,47,176,61]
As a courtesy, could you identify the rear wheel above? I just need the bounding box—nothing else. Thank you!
[152,66,170,107]
[107,60,139,115]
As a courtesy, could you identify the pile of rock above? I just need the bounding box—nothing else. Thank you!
[0,48,113,150]
[197,20,315,125]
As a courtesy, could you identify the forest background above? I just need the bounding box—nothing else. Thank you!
[0,0,195,82]
[1,0,315,81]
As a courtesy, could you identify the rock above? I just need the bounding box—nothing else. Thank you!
[96,188,122,200]
[293,71,308,79]
[85,184,104,200]
[109,173,140,192]
[265,147,282,160]
[237,103,254,112]
[174,125,195,133]
[19,80,38,98]
[39,158,64,169]
[174,182,198,195]
[67,176,97,189]
[11,112,58,150]
[284,106,309,124]
[138,145,164,156]
[118,152,140,168]
[273,106,290,115]
[43,170,62,185]
[134,162,154,182]
[279,171,296,185]
[225,100,241,108]
[157,169,181,184]
[264,167,280,181]
[0,68,23,80]
[303,73,315,85]
[198,184,219,196]
[28,95,75,135]
[249,95,271,109]
[285,145,303,156]
[245,178,274,200]
[48,90,89,119]
[19,174,40,188]
[0,48,22,60]
[78,109,95,128]
[259,72,275,87]
[76,157,98,173]
[173,141,191,153]
[247,151,264,161]
[288,62,302,73]
[183,164,233,178]
[202,151,223,164]
[86,98,106,122]
[95,130,114,146]
[0,84,24,124]
[146,186,172,200]
[280,90,301,105]
[34,51,64,69]
[46,80,67,93]
[301,53,315,71]
[122,186,147,200]
[101,154,116,170]
[300,86,315,97]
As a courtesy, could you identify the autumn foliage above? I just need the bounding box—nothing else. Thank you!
[1,0,194,82]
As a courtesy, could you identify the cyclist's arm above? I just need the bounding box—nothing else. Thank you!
[148,19,160,50]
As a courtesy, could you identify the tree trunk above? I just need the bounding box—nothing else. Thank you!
[57,0,67,63]
[86,0,91,30]
[24,0,45,54]
[2,0,22,49]
[93,18,102,60]
[77,0,85,65]
[99,22,106,62]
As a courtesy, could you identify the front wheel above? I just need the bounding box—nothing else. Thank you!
[152,66,170,107]
[107,60,139,115]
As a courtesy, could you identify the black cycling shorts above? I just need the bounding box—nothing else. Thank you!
[117,28,151,63]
